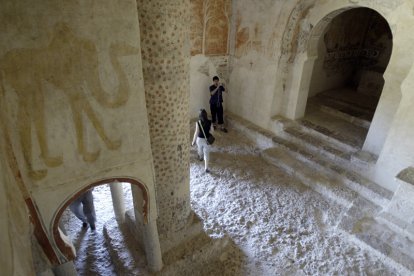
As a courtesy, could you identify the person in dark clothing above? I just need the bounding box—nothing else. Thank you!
[69,189,97,230]
[191,109,214,173]
[209,76,228,133]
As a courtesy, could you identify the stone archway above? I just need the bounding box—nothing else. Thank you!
[51,177,162,272]
[287,6,393,150]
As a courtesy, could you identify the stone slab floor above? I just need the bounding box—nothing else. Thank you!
[58,126,407,275]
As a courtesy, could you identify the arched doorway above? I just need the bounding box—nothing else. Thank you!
[303,7,393,149]
[51,177,162,273]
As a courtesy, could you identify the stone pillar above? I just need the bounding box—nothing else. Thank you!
[131,185,163,272]
[110,181,126,223]
[142,220,163,272]
[136,0,191,235]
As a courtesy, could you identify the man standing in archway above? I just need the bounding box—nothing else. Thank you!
[209,76,228,133]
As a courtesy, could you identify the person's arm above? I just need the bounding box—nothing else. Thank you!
[209,123,214,134]
[221,83,227,93]
[191,122,199,146]
[210,85,220,96]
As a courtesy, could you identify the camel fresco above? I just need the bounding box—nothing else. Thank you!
[0,23,139,180]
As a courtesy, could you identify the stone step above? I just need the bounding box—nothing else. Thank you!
[297,119,362,151]
[349,150,378,174]
[161,232,212,266]
[281,126,352,164]
[312,95,374,121]
[376,212,414,243]
[339,203,414,273]
[376,170,414,244]
[158,213,205,254]
[227,113,275,150]
[272,115,371,174]
[316,89,379,113]
[270,135,392,207]
[271,115,361,153]
[103,221,149,275]
[313,101,372,129]
[261,147,355,207]
[158,235,239,276]
[228,113,354,163]
[123,209,241,275]
[275,115,377,176]
[229,113,391,206]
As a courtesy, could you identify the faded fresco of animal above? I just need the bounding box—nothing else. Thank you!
[0,23,139,180]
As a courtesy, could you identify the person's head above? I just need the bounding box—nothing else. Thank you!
[213,76,219,85]
[199,109,208,122]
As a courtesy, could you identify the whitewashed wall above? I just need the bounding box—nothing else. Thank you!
[226,0,414,192]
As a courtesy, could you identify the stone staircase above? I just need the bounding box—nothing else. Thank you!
[268,119,392,207]
[226,109,414,273]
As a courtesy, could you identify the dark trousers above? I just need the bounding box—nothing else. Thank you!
[210,103,224,125]
[69,190,96,227]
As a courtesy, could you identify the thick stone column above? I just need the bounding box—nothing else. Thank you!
[110,181,126,223]
[136,0,191,235]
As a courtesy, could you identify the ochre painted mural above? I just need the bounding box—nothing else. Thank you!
[190,0,231,56]
[235,12,265,58]
[0,23,139,180]
[234,2,313,61]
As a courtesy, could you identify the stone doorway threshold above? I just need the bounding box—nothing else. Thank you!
[304,88,381,150]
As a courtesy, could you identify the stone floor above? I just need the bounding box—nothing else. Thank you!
[56,87,414,275]
[58,111,411,275]
[189,126,407,275]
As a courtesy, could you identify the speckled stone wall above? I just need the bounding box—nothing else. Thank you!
[136,0,192,235]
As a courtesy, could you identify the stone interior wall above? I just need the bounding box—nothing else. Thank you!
[227,0,314,129]
[0,130,35,275]
[374,42,414,190]
[137,0,192,236]
[189,0,231,119]
[224,0,414,192]
[0,0,157,259]
[361,0,414,182]
[190,55,229,119]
